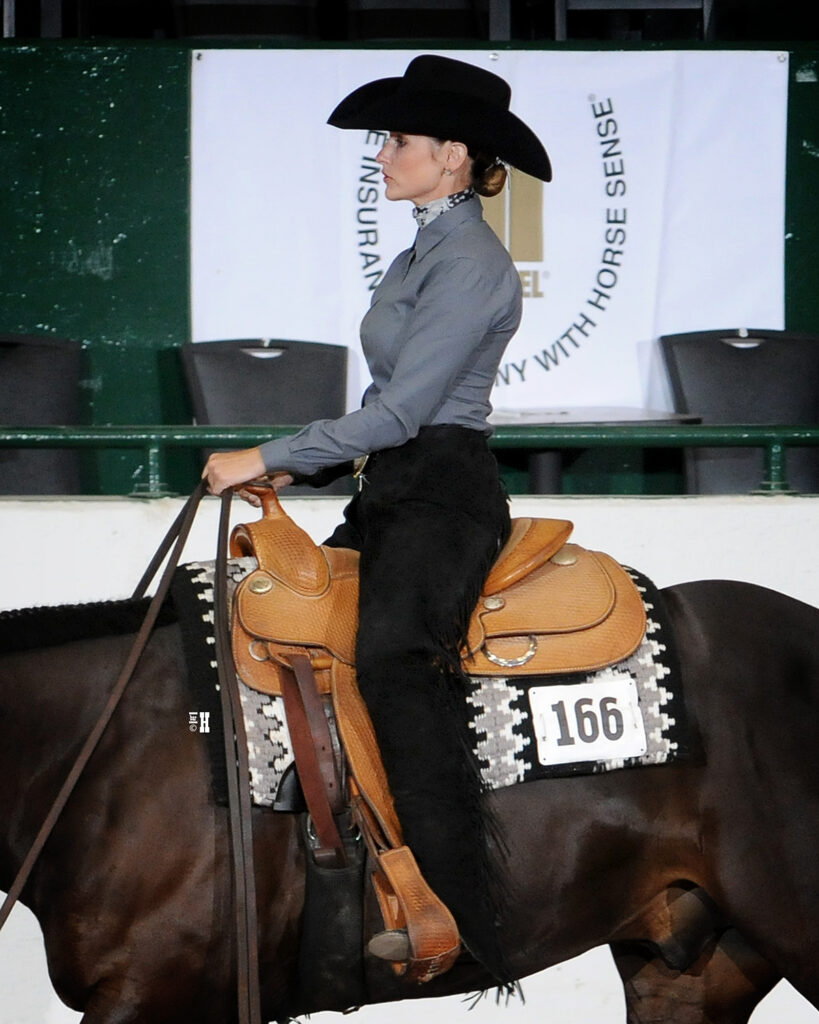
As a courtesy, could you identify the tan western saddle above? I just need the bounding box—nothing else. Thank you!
[229,489,646,983]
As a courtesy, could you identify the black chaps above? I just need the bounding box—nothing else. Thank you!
[325,425,512,982]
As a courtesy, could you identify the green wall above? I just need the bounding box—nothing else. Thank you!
[1,42,817,495]
[786,50,819,332]
[0,43,192,493]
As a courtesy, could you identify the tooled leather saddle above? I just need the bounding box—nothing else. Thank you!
[228,489,646,983]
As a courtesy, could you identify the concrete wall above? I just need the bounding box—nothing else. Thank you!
[1,494,817,1022]
[1,492,817,610]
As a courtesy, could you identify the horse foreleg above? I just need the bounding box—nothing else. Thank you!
[610,929,779,1024]
[78,983,234,1024]
[78,982,146,1024]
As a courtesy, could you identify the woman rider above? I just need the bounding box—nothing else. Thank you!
[203,53,551,985]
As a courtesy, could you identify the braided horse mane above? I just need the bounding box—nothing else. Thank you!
[0,597,178,654]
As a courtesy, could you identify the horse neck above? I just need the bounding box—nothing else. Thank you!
[0,634,116,884]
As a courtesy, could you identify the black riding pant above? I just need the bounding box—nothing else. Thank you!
[325,425,511,980]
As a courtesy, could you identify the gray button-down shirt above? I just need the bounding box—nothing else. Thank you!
[259,195,522,476]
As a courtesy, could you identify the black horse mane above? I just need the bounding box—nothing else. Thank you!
[0,596,179,654]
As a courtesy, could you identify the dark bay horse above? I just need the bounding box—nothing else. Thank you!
[0,577,818,1023]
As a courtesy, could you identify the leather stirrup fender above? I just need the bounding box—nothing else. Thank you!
[332,661,462,982]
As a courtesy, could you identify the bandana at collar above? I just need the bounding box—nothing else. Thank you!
[412,187,474,229]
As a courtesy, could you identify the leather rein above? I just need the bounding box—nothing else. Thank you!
[0,483,263,1024]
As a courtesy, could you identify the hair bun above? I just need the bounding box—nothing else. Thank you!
[471,152,508,197]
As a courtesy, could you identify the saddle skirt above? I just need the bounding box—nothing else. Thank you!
[230,494,646,696]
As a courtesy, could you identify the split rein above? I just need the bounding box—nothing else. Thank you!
[0,483,263,1024]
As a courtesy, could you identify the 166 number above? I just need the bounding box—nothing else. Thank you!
[550,696,624,747]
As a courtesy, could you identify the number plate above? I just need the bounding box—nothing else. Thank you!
[528,671,648,766]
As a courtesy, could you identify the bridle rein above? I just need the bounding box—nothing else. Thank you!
[0,483,263,1024]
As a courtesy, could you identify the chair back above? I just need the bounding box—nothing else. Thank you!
[173,0,318,38]
[0,334,83,495]
[181,338,350,495]
[347,0,489,39]
[660,329,819,493]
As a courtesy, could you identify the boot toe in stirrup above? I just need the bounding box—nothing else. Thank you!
[368,929,411,962]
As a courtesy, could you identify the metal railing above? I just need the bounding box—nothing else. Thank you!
[1,424,819,498]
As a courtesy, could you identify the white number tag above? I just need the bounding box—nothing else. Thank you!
[528,671,647,766]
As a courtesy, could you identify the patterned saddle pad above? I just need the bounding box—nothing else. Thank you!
[171,560,687,808]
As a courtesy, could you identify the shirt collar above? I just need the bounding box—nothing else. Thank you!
[411,187,475,229]
[411,192,482,262]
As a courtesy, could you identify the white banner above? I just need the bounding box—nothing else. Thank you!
[191,48,788,413]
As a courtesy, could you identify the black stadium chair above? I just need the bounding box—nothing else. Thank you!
[0,333,84,495]
[346,0,491,40]
[180,337,350,495]
[660,328,819,494]
[554,0,713,39]
[173,0,319,38]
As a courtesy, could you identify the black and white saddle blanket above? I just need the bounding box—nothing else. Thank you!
[172,560,687,808]
[465,566,686,787]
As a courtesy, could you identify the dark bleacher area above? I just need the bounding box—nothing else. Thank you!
[13,0,818,43]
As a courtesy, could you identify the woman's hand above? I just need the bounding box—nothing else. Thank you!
[201,447,293,505]
[236,472,294,506]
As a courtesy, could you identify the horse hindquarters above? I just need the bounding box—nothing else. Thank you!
[473,580,814,1022]
[663,580,819,1007]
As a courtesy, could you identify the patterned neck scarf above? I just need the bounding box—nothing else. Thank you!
[412,187,474,229]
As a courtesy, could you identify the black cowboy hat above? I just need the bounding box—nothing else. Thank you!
[327,54,552,183]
